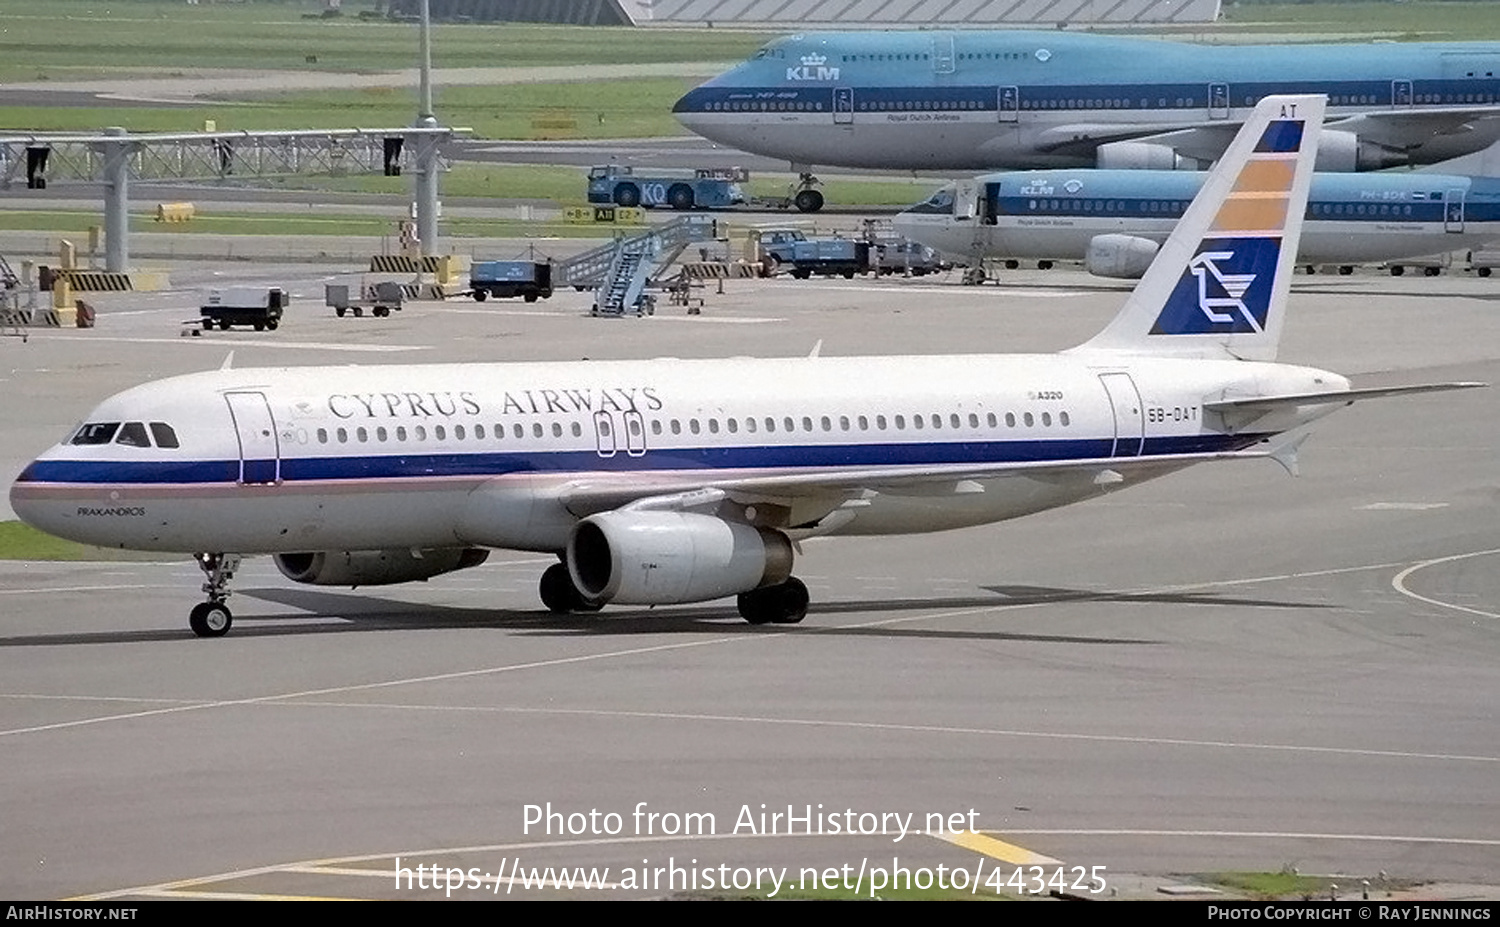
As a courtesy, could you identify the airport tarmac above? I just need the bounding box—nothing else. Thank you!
[1,266,1497,900]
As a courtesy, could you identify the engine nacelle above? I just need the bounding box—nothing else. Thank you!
[274,547,490,586]
[567,511,794,606]
[1085,234,1160,279]
[1314,130,1409,172]
[1096,141,1199,171]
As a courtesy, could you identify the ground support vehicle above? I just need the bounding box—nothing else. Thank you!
[469,261,553,302]
[783,238,872,279]
[199,287,287,332]
[324,281,403,318]
[588,165,745,211]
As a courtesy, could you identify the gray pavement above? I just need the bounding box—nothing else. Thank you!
[1,266,1497,900]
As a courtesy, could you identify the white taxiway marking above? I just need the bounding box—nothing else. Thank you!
[1391,547,1500,621]
[41,335,428,353]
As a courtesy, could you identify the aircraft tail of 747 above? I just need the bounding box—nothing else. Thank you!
[7,96,1483,637]
[1074,95,1323,362]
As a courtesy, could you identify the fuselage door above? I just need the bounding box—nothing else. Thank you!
[931,35,955,75]
[953,179,979,220]
[1445,188,1466,232]
[593,411,618,458]
[1098,372,1145,458]
[983,181,1002,226]
[1392,79,1414,107]
[998,85,1019,122]
[1208,82,1230,120]
[623,410,647,457]
[224,391,280,485]
[834,87,854,125]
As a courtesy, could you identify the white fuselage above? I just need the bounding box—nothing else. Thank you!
[10,354,1348,557]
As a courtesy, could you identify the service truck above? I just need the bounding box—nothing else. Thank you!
[469,261,553,302]
[784,239,872,279]
[199,287,287,332]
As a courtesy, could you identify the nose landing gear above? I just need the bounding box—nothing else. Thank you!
[190,553,242,637]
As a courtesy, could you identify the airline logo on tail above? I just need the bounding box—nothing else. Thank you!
[1151,117,1307,337]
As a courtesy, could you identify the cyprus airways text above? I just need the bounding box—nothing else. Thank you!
[523,802,979,842]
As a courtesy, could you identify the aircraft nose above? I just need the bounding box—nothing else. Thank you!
[9,459,61,537]
[672,84,710,129]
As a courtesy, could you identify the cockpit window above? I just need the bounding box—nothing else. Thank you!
[70,422,120,445]
[115,422,151,447]
[149,422,180,449]
[905,187,955,215]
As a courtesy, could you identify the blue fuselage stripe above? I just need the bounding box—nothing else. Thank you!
[20,433,1271,485]
[675,79,1500,114]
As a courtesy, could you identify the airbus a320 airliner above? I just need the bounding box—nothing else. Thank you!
[674,31,1500,180]
[9,96,1481,638]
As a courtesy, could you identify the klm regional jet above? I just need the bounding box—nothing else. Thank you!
[674,31,1500,177]
[895,169,1500,279]
[10,97,1481,638]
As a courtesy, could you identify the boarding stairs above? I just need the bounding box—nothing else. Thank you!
[593,241,655,316]
[556,214,717,293]
[1,254,25,340]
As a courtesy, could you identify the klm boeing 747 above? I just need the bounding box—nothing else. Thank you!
[9,96,1481,638]
[895,168,1500,278]
[675,31,1500,185]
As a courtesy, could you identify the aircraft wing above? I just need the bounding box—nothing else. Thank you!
[1324,109,1500,149]
[1035,109,1500,165]
[556,448,1277,531]
[1031,122,1241,162]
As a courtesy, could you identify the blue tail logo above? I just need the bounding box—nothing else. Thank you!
[1151,237,1282,335]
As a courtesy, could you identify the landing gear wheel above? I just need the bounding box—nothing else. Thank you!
[737,577,809,626]
[189,602,232,638]
[335,306,347,317]
[793,189,824,213]
[266,319,278,330]
[961,267,986,286]
[539,563,600,614]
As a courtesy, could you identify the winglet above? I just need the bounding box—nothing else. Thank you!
[1070,94,1326,362]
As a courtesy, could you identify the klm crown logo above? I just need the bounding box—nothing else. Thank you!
[787,52,840,82]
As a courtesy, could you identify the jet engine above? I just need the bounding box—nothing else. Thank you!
[1314,130,1408,172]
[274,548,490,586]
[1085,234,1160,279]
[567,511,794,606]
[1096,141,1200,171]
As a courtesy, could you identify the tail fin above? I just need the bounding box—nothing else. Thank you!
[1071,94,1325,361]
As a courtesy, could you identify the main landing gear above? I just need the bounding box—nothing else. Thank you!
[190,552,241,638]
[737,577,809,625]
[538,562,601,615]
[536,562,808,625]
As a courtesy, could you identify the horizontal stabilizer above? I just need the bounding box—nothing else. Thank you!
[1205,381,1486,414]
